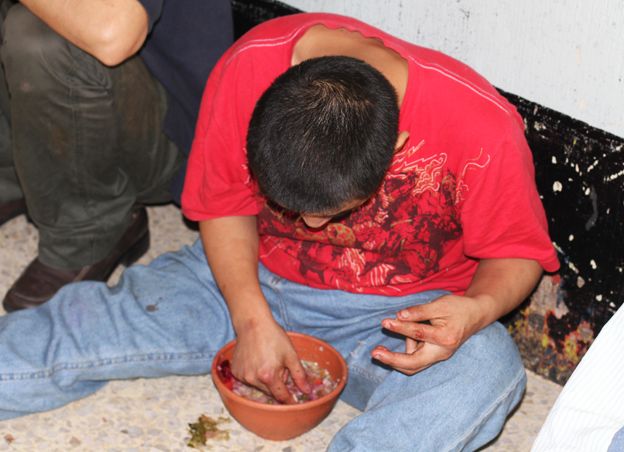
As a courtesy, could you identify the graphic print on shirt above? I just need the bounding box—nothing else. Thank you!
[257,143,492,290]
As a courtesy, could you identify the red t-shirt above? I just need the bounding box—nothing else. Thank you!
[182,13,560,295]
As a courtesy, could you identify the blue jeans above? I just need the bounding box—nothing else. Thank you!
[0,239,526,451]
[609,426,624,451]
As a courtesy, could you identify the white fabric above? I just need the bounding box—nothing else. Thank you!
[532,305,624,451]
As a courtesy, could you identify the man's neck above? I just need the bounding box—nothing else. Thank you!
[291,24,408,106]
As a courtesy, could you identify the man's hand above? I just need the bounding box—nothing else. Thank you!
[371,258,543,375]
[199,216,310,403]
[231,320,311,403]
[371,294,486,374]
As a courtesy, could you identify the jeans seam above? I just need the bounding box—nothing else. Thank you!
[448,367,525,451]
[349,361,386,385]
[266,273,291,330]
[0,351,213,381]
[278,291,291,330]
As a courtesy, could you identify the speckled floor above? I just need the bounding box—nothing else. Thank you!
[0,204,562,451]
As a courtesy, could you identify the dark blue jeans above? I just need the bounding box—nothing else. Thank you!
[0,1,182,268]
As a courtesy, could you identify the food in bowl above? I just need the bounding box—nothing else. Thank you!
[217,359,338,404]
[210,332,348,440]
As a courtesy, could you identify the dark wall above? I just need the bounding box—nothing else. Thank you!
[232,0,299,39]
[230,0,624,384]
[500,91,624,383]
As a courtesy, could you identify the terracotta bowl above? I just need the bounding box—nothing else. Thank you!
[211,332,348,441]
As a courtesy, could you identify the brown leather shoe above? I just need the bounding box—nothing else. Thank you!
[0,198,27,226]
[2,208,150,312]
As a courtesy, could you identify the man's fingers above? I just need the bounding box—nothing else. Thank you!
[243,377,271,397]
[405,337,420,354]
[390,362,433,376]
[260,355,312,404]
[396,301,443,322]
[371,344,439,375]
[382,318,440,343]
[251,366,293,404]
[285,355,311,394]
[266,374,296,404]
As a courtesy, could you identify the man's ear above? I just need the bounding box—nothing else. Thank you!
[394,130,410,152]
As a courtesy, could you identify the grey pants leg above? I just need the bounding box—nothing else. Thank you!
[0,0,19,202]
[0,3,183,268]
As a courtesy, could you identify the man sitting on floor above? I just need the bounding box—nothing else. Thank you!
[0,13,559,451]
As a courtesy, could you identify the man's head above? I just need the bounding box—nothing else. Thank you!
[247,55,401,217]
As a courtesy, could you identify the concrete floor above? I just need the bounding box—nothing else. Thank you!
[0,204,562,451]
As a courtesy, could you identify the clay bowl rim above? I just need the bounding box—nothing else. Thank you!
[211,331,348,412]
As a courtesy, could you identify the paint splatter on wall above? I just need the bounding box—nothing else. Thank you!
[501,90,624,384]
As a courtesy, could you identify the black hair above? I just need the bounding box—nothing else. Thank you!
[246,55,399,214]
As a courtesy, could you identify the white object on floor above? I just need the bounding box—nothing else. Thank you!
[532,304,624,451]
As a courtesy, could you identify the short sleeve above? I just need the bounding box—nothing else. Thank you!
[460,130,560,272]
[181,47,274,221]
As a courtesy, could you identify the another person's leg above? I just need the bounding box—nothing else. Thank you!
[0,5,182,311]
[0,83,24,224]
[259,267,526,451]
[0,0,26,225]
[0,239,233,420]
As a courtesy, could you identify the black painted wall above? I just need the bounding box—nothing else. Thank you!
[500,91,624,383]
